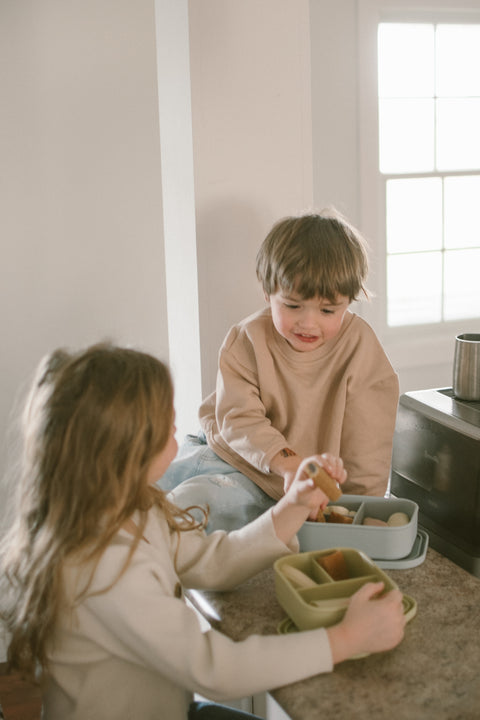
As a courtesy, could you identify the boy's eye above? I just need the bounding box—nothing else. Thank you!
[321,308,335,315]
[284,303,301,309]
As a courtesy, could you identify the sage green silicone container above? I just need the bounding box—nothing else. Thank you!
[274,548,402,631]
[297,496,418,560]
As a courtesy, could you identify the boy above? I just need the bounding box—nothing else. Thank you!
[159,210,399,530]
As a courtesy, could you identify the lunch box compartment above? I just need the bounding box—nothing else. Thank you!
[298,575,379,603]
[298,496,419,560]
[274,548,397,631]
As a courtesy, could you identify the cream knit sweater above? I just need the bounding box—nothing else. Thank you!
[42,508,333,720]
[200,308,399,499]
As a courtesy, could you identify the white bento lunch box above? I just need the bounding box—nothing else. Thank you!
[297,495,424,564]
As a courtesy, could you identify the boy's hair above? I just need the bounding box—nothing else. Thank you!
[0,343,204,680]
[256,209,369,302]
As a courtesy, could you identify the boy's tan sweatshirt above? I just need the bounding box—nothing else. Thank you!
[200,308,399,500]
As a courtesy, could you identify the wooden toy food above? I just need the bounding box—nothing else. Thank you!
[387,512,410,527]
[304,461,342,501]
[316,549,349,580]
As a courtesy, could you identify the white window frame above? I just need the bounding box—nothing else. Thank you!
[357,0,480,374]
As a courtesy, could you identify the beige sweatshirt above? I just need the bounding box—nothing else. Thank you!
[200,308,399,500]
[42,508,333,720]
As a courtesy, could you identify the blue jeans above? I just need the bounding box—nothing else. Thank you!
[188,701,262,719]
[156,433,276,533]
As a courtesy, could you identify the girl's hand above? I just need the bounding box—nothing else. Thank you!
[327,582,406,663]
[272,454,346,544]
[287,454,347,521]
[316,452,347,489]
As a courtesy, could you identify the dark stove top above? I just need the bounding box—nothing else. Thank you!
[402,387,480,432]
[437,387,480,428]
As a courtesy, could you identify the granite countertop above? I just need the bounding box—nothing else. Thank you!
[187,548,480,720]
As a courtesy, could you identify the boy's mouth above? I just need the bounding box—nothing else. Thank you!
[294,333,319,343]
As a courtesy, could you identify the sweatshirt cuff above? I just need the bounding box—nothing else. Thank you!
[261,506,300,554]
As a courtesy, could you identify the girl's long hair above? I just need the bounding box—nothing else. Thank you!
[0,343,205,681]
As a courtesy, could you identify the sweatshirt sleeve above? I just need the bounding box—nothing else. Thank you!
[82,551,333,702]
[340,341,400,497]
[174,508,299,591]
[203,324,289,473]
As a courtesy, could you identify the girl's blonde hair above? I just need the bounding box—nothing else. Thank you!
[256,208,369,302]
[0,343,205,680]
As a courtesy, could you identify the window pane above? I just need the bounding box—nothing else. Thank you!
[386,178,442,253]
[387,252,442,326]
[436,25,480,97]
[379,99,434,173]
[444,176,480,249]
[436,99,480,170]
[378,23,434,98]
[444,249,480,320]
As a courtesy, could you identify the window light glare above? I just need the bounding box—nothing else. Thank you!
[387,252,442,326]
[378,21,480,328]
[444,176,480,249]
[444,249,480,320]
[436,25,480,97]
[379,99,434,173]
[386,178,442,254]
[378,23,434,98]
[436,99,480,170]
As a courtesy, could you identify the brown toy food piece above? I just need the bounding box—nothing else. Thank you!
[305,461,342,501]
[316,508,326,522]
[327,511,354,524]
[316,550,349,581]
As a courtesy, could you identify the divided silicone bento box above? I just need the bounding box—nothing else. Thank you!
[297,495,419,560]
[274,547,417,632]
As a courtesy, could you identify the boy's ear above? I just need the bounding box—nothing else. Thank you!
[264,291,270,303]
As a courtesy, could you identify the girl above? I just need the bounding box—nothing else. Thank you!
[0,343,405,720]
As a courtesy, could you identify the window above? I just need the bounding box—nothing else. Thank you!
[378,22,480,327]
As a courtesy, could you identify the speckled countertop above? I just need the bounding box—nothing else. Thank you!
[187,548,480,720]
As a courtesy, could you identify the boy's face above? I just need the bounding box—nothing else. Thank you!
[267,291,350,352]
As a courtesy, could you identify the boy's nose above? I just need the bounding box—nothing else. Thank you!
[298,308,320,328]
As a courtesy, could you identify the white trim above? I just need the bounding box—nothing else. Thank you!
[154,0,202,440]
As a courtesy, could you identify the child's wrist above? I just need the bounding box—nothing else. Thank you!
[326,622,354,665]
[279,447,297,459]
[271,494,311,543]
[270,448,301,477]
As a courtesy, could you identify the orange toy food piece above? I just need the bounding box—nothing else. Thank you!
[316,550,349,581]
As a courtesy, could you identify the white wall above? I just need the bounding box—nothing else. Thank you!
[310,0,360,219]
[0,0,171,523]
[0,0,189,662]
[189,0,314,393]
